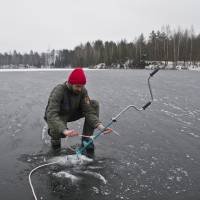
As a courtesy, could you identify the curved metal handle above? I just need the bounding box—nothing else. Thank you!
[142,101,151,110]
[150,68,159,77]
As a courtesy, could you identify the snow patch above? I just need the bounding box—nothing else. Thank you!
[187,132,199,138]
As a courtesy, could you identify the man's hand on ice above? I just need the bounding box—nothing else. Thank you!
[63,129,79,137]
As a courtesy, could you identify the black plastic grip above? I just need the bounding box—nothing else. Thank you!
[142,101,151,110]
[150,68,159,77]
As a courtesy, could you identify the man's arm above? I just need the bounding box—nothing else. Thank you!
[80,88,101,129]
[46,85,67,136]
[80,88,112,134]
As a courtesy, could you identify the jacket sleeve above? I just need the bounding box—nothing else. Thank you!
[80,88,101,129]
[46,85,67,136]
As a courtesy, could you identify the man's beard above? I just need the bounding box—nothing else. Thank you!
[73,90,81,95]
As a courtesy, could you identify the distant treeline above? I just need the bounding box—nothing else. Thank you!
[0,25,199,68]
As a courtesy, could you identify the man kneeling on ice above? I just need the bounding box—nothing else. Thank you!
[44,67,112,155]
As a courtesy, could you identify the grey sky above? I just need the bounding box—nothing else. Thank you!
[0,0,199,53]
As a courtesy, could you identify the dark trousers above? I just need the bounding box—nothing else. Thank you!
[48,100,99,145]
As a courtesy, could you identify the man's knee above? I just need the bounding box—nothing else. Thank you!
[48,128,63,140]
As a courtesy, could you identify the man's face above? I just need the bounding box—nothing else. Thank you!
[71,84,84,94]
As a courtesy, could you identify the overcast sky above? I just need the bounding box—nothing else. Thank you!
[0,0,199,53]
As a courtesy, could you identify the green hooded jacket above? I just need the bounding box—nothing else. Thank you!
[44,82,101,136]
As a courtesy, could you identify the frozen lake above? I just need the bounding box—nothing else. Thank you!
[0,69,200,200]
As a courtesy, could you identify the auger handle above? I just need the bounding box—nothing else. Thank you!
[150,68,159,77]
[142,101,151,110]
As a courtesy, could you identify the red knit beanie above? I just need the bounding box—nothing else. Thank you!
[68,67,86,85]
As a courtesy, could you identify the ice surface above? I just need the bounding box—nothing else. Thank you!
[1,70,200,200]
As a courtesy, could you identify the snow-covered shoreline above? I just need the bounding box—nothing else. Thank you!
[0,67,200,73]
[0,68,105,72]
[188,67,200,71]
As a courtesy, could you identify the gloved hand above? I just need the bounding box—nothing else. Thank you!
[97,124,113,135]
[63,129,80,137]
